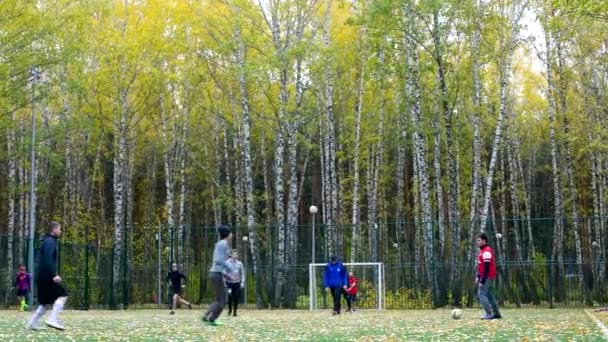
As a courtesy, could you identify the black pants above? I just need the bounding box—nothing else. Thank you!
[330,287,343,313]
[205,272,225,321]
[345,293,356,310]
[227,282,241,314]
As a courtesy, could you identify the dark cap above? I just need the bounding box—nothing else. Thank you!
[218,225,232,239]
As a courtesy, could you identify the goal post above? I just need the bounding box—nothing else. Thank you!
[309,262,385,311]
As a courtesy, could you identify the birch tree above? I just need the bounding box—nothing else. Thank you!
[403,0,440,305]
[479,0,527,233]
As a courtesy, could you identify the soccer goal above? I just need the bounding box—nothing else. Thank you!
[309,262,385,311]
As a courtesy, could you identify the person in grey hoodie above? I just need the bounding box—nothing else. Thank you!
[202,226,233,325]
[225,250,245,317]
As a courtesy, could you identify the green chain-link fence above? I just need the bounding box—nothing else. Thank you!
[1,218,607,310]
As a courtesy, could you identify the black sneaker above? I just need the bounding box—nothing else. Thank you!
[170,311,175,315]
[188,304,193,310]
[233,312,237,317]
[201,316,209,323]
[492,314,502,319]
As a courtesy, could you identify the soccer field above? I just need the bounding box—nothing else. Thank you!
[0,309,606,341]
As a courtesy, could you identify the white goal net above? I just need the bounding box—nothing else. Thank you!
[309,262,385,311]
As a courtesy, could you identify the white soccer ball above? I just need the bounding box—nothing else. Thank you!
[451,309,463,320]
[496,233,502,239]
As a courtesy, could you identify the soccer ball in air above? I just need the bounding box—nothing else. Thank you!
[451,309,463,320]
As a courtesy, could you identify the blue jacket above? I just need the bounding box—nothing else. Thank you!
[323,262,347,288]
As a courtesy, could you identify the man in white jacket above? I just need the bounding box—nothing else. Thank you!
[225,250,245,317]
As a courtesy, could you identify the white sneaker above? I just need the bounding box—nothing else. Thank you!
[45,319,65,330]
[25,321,45,330]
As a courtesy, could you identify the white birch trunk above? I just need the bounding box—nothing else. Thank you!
[322,0,339,256]
[222,125,234,224]
[212,118,222,226]
[285,125,299,268]
[236,31,261,307]
[404,2,439,303]
[177,107,189,264]
[544,19,565,273]
[506,144,522,261]
[272,86,287,307]
[261,135,273,226]
[432,100,446,259]
[160,93,175,262]
[112,87,128,306]
[231,94,245,226]
[351,63,364,263]
[5,114,17,304]
[479,56,510,232]
[466,2,484,294]
[589,132,604,280]
[432,9,455,260]
[556,40,582,268]
[413,155,421,283]
[479,0,527,232]
[368,49,386,263]
[469,0,483,227]
[395,122,407,267]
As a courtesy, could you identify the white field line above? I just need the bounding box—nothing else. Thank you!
[584,309,608,339]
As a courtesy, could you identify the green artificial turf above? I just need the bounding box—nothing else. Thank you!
[0,308,605,341]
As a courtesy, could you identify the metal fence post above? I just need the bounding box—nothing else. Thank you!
[157,225,162,308]
[109,246,114,309]
[83,244,90,310]
[123,225,128,309]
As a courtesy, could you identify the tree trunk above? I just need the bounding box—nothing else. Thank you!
[479,56,511,232]
[413,155,421,284]
[509,147,523,261]
[231,93,245,226]
[5,114,17,306]
[351,63,364,263]
[223,124,234,225]
[463,0,483,307]
[212,118,222,226]
[395,119,407,279]
[368,49,386,263]
[323,0,340,257]
[432,100,446,259]
[236,28,262,308]
[160,92,175,263]
[177,107,189,265]
[403,1,439,305]
[432,8,457,261]
[285,125,299,307]
[544,18,565,282]
[112,87,128,309]
[556,40,582,269]
[272,83,287,307]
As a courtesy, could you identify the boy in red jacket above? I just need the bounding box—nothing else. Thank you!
[345,272,357,313]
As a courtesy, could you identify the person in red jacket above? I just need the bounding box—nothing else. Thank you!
[344,272,357,313]
[476,233,501,320]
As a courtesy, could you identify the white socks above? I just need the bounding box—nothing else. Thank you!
[26,305,47,327]
[48,297,67,322]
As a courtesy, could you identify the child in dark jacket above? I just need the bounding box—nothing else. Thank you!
[323,256,347,315]
[15,265,31,311]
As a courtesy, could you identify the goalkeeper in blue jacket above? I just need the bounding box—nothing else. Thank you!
[323,256,348,315]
